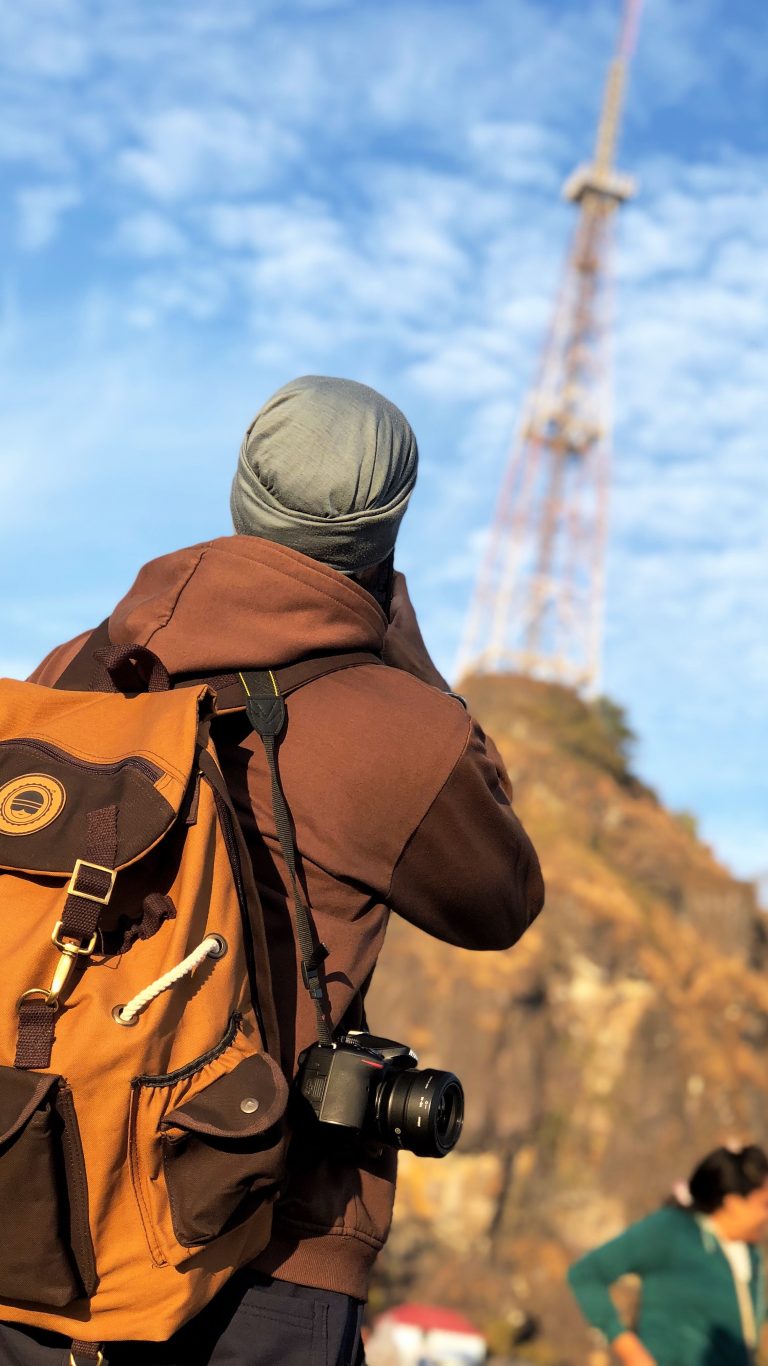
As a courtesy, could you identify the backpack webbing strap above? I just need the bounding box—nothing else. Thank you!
[54,624,382,705]
[13,997,59,1073]
[55,622,171,695]
[240,670,333,1048]
[15,807,118,1070]
[54,619,113,691]
[56,807,118,942]
[70,1341,103,1364]
[173,651,382,712]
[93,643,171,694]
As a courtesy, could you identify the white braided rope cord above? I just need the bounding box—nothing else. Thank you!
[116,935,223,1025]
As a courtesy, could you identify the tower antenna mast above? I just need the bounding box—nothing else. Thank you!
[456,0,642,695]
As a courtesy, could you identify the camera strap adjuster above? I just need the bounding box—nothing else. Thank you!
[301,942,329,996]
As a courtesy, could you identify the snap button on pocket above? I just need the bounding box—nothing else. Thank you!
[241,1098,259,1114]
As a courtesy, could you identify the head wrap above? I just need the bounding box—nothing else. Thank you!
[230,375,418,573]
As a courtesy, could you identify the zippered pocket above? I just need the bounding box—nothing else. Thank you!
[0,737,173,872]
[0,1067,96,1307]
[0,738,161,783]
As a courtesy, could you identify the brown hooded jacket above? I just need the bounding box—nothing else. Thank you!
[30,534,545,1301]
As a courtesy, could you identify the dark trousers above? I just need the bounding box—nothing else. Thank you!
[0,1273,366,1366]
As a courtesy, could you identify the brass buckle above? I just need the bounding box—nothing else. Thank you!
[17,986,59,1014]
[18,921,100,1015]
[47,924,99,1001]
[66,859,116,905]
[51,922,99,956]
[69,1355,103,1366]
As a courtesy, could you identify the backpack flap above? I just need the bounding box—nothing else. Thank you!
[0,679,211,876]
[0,678,215,1071]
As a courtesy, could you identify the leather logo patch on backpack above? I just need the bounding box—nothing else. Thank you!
[0,774,66,835]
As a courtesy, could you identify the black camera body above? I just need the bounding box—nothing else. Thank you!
[294,1030,463,1158]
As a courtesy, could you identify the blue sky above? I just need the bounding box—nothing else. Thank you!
[0,0,766,883]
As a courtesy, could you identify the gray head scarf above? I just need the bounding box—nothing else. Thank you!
[230,375,418,573]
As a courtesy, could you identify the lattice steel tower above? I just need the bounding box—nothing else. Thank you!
[456,0,642,695]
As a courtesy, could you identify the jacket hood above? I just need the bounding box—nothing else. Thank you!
[108,536,388,675]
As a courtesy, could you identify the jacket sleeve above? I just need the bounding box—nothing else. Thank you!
[387,715,544,951]
[382,570,544,951]
[567,1211,673,1344]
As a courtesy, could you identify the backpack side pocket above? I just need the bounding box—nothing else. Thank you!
[129,1023,288,1268]
[0,1067,96,1307]
[162,1049,288,1247]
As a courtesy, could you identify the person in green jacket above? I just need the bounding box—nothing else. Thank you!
[567,1145,768,1366]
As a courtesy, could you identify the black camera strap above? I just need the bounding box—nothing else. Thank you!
[239,668,333,1046]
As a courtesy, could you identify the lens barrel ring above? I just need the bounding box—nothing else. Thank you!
[373,1066,464,1158]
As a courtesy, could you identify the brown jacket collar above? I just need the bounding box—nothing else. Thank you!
[108,536,388,675]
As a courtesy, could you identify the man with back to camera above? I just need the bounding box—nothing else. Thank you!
[4,377,545,1365]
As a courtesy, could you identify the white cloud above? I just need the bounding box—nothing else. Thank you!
[113,211,187,258]
[0,0,89,80]
[632,0,716,106]
[126,264,229,327]
[468,120,566,189]
[15,184,79,250]
[117,108,302,202]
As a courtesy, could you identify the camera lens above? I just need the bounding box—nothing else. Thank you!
[373,1067,464,1158]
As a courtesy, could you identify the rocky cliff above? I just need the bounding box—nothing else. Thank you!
[366,674,768,1363]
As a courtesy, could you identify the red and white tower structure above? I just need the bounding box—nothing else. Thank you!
[456,0,642,696]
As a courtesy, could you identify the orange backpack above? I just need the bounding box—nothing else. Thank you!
[0,636,376,1359]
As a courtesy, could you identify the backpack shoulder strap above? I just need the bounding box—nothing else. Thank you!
[54,627,381,703]
[182,652,382,713]
[54,619,113,691]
